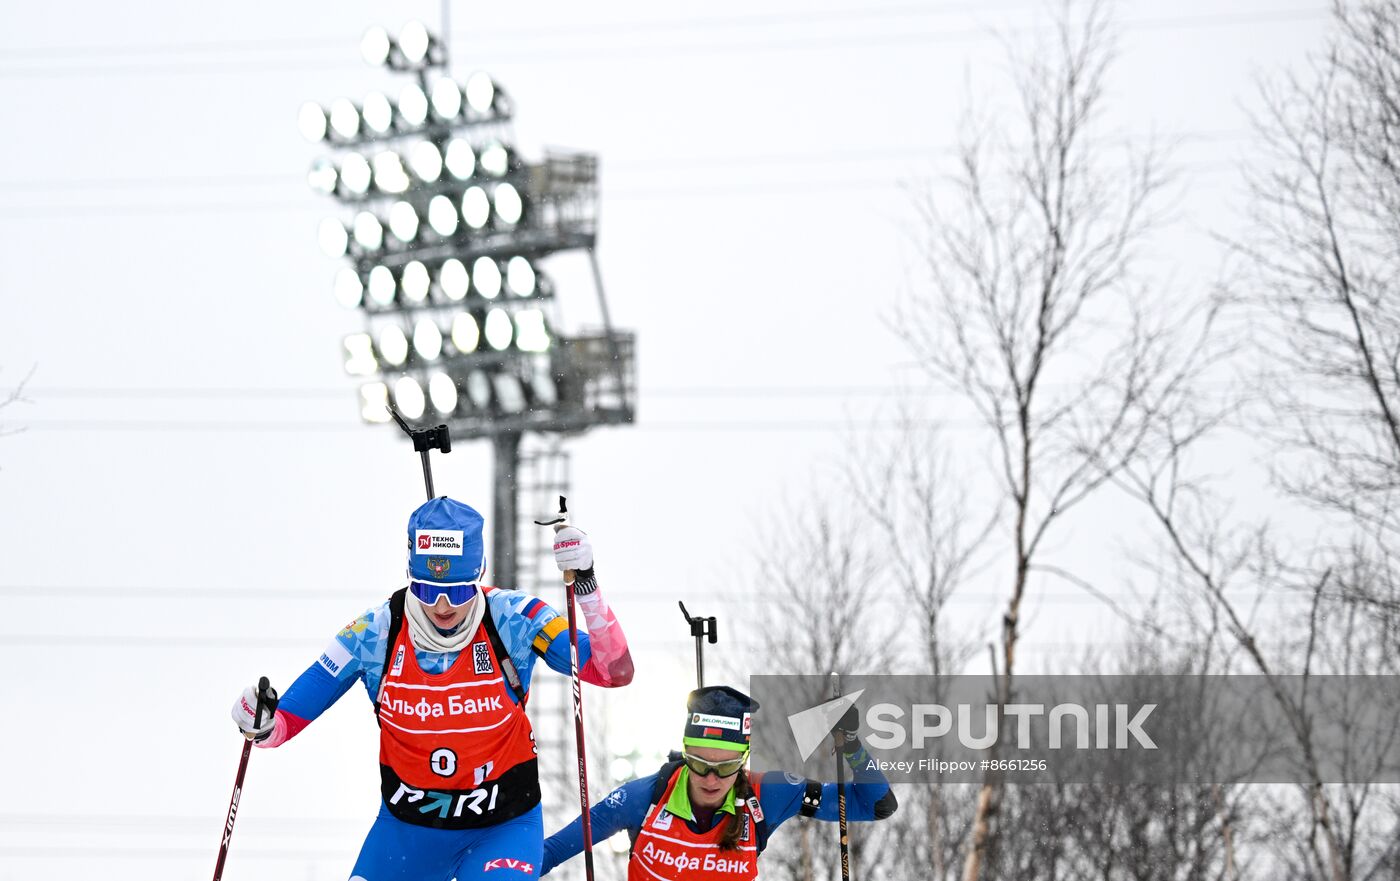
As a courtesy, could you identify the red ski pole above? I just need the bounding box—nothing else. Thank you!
[535,497,596,881]
[213,676,277,881]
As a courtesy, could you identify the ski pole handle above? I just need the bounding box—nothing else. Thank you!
[213,676,278,881]
[534,496,575,584]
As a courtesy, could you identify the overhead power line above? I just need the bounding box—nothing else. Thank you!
[0,2,1045,61]
[0,129,1252,194]
[0,7,1330,78]
[0,158,1252,218]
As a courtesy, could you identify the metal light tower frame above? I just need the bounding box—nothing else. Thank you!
[301,21,635,589]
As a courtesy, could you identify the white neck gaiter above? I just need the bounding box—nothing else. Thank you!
[404,591,486,654]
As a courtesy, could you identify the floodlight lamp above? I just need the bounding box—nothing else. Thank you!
[399,21,431,65]
[318,218,349,257]
[352,211,384,251]
[451,312,480,353]
[363,92,393,134]
[401,260,430,302]
[409,141,443,182]
[398,83,429,128]
[340,152,372,196]
[465,72,496,114]
[373,151,410,194]
[307,158,337,195]
[531,370,559,407]
[298,102,328,142]
[480,143,510,177]
[367,265,397,306]
[484,307,513,350]
[428,371,458,414]
[393,374,426,419]
[333,267,364,308]
[431,79,462,120]
[493,373,526,413]
[388,200,419,243]
[379,325,409,366]
[439,258,469,301]
[329,98,360,139]
[360,382,391,423]
[461,186,490,230]
[413,318,443,360]
[467,370,492,409]
[514,309,550,352]
[444,139,475,180]
[343,333,378,375]
[427,194,458,237]
[361,26,392,67]
[473,256,502,299]
[506,256,536,296]
[493,183,522,225]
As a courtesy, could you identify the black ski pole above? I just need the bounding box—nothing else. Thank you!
[387,403,451,500]
[212,677,278,881]
[677,601,718,688]
[831,671,851,881]
[533,497,596,881]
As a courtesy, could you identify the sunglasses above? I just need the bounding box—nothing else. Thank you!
[682,751,747,779]
[410,582,478,607]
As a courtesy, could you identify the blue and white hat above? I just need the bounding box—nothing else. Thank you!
[407,497,486,590]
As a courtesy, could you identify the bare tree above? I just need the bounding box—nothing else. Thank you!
[738,496,900,881]
[840,414,993,879]
[897,2,1201,874]
[1239,0,1400,609]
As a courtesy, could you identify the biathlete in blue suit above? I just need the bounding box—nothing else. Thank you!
[541,685,897,880]
[230,497,634,881]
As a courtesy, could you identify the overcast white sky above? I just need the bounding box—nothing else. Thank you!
[0,1,1329,878]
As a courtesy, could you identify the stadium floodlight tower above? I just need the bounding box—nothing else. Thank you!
[302,21,635,588]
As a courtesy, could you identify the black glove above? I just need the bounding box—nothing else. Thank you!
[571,566,597,596]
[834,704,861,755]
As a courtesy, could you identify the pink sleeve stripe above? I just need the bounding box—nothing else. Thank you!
[576,590,634,688]
[254,708,311,749]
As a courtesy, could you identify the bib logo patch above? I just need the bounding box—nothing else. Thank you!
[652,808,674,830]
[472,641,493,675]
[747,795,765,823]
[391,645,406,676]
[415,530,464,556]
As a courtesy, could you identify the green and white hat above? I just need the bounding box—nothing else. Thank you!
[683,685,759,752]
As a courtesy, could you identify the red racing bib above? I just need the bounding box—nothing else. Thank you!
[376,617,539,829]
[629,769,761,881]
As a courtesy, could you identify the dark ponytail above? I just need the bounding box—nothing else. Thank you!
[717,770,753,852]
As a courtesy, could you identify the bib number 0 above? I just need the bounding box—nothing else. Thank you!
[430,748,457,778]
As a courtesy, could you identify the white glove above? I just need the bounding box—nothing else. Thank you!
[230,683,278,741]
[553,526,593,572]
